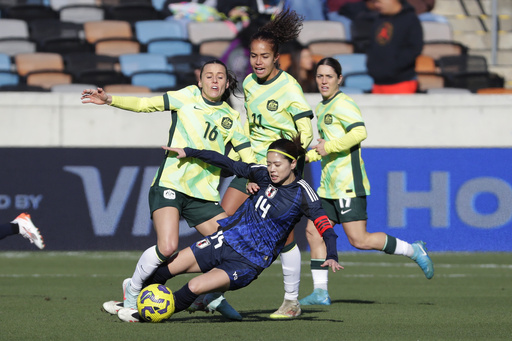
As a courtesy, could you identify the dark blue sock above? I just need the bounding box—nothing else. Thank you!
[173,283,199,313]
[143,263,173,287]
[0,223,18,240]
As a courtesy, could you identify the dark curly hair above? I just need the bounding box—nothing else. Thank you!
[251,9,304,55]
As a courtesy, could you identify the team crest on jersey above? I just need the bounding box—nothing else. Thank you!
[267,99,278,111]
[265,184,278,198]
[196,238,211,249]
[163,189,176,200]
[324,114,333,125]
[221,117,233,130]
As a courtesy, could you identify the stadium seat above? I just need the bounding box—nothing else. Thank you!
[29,18,90,54]
[119,53,172,77]
[0,53,19,88]
[106,3,161,24]
[198,39,231,58]
[417,73,445,92]
[415,55,437,73]
[50,0,97,11]
[0,18,37,56]
[84,20,140,56]
[339,86,364,94]
[148,40,193,58]
[307,41,354,57]
[333,53,367,75]
[421,21,453,42]
[119,53,176,91]
[187,21,237,46]
[63,51,120,78]
[421,41,468,61]
[342,74,374,93]
[59,4,106,24]
[437,55,488,74]
[135,20,187,45]
[297,21,347,46]
[83,20,134,44]
[4,4,59,23]
[26,70,73,89]
[15,52,65,76]
[476,87,512,94]
[326,12,352,41]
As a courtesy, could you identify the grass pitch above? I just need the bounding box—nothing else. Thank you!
[1,251,511,341]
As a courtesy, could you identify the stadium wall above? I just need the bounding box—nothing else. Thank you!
[1,93,511,251]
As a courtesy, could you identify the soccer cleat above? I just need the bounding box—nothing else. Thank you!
[186,294,208,313]
[411,241,434,279]
[123,278,138,309]
[269,299,301,319]
[102,301,123,315]
[299,288,331,306]
[12,213,45,249]
[118,307,140,323]
[203,293,242,321]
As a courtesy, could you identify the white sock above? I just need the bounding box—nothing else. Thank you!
[130,245,165,293]
[280,244,301,301]
[394,238,414,258]
[312,269,328,291]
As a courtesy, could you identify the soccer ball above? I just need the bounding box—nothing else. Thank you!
[137,284,175,322]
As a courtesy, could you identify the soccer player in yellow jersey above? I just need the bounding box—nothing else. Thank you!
[81,60,256,320]
[299,57,434,307]
[220,10,314,319]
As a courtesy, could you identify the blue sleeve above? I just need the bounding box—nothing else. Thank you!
[322,229,338,262]
[184,147,255,180]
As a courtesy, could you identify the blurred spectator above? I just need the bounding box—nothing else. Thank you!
[339,0,374,20]
[220,16,271,90]
[346,0,378,53]
[366,0,423,94]
[407,0,435,15]
[327,0,362,13]
[280,40,317,93]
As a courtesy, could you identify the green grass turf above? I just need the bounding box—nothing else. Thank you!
[1,251,511,341]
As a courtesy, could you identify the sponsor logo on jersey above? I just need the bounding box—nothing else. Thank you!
[193,105,203,110]
[221,117,233,130]
[265,184,278,199]
[196,238,211,249]
[163,189,176,200]
[267,99,278,111]
[324,114,333,125]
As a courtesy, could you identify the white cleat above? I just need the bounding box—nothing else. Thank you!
[118,307,140,323]
[12,213,45,249]
[102,301,123,315]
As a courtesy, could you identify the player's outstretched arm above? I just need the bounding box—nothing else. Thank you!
[163,146,186,158]
[81,87,112,105]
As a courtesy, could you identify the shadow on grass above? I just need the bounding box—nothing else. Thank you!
[160,309,344,323]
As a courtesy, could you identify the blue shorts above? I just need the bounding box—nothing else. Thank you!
[190,230,263,291]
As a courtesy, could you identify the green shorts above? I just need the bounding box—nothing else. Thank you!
[321,196,368,224]
[227,175,249,194]
[148,186,225,227]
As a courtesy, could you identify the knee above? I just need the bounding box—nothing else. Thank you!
[157,240,178,258]
[187,278,204,295]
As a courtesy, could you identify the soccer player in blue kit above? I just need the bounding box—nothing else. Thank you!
[117,135,343,322]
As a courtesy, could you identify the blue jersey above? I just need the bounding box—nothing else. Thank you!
[184,148,338,268]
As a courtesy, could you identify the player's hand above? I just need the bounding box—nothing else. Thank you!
[312,138,328,156]
[321,259,344,273]
[162,146,186,158]
[246,182,260,194]
[80,87,111,105]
